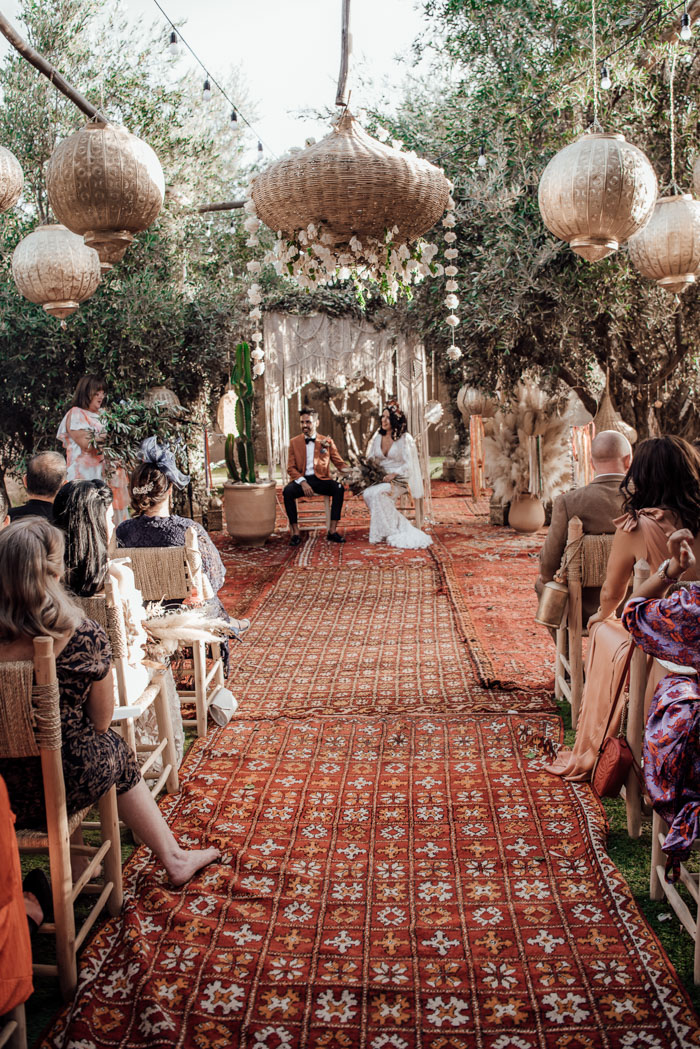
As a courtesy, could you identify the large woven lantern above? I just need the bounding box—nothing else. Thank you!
[251,110,450,245]
[12,224,101,320]
[46,123,165,271]
[0,146,23,212]
[538,132,657,262]
[628,194,700,295]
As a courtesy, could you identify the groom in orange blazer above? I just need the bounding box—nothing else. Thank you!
[283,407,348,546]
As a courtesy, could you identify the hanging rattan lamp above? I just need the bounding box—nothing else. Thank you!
[46,122,165,271]
[627,194,700,294]
[538,133,657,261]
[0,145,23,212]
[11,224,101,320]
[251,109,450,246]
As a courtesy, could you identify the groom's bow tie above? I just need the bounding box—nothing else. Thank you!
[305,437,316,444]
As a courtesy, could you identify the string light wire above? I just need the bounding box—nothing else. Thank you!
[434,0,691,164]
[148,0,276,157]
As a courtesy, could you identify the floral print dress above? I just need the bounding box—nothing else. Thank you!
[0,620,141,829]
[622,585,700,880]
[57,406,129,524]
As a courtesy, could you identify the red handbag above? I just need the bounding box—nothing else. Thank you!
[591,644,641,798]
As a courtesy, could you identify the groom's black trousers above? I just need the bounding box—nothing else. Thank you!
[283,475,345,525]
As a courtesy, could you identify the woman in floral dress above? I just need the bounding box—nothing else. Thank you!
[57,375,129,524]
[622,528,700,881]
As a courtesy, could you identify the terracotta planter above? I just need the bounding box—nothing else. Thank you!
[508,493,545,533]
[223,480,277,546]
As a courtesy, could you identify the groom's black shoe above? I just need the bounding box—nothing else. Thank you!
[290,535,302,547]
[327,531,345,543]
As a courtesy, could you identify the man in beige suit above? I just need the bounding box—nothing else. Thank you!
[536,430,633,625]
[283,407,349,546]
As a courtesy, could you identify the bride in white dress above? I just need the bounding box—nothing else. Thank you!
[363,404,432,549]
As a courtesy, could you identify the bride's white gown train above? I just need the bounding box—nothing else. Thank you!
[362,433,432,550]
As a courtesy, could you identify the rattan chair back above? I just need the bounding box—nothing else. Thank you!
[0,640,60,759]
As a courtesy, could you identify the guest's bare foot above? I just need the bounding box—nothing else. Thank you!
[166,847,221,887]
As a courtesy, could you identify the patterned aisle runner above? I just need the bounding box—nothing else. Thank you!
[228,561,553,717]
[44,715,700,1048]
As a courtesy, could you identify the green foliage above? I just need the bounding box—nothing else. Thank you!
[95,398,191,476]
[371,0,700,442]
[227,341,256,484]
[0,0,255,478]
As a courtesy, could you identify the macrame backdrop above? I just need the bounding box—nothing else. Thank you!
[263,311,432,513]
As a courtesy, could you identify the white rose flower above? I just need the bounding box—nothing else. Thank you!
[444,294,460,309]
[444,231,457,243]
[251,348,265,361]
[247,291,262,306]
[422,242,439,263]
[406,259,420,272]
[298,230,308,246]
[305,136,316,147]
[391,139,403,151]
[445,248,459,259]
[321,231,334,245]
[249,307,262,321]
[338,266,351,281]
[442,214,456,227]
[244,198,257,215]
[244,216,261,233]
[251,330,263,343]
[446,279,459,292]
[397,244,411,261]
[245,235,259,247]
[447,196,456,209]
[375,125,390,142]
[445,314,460,328]
[307,223,318,238]
[446,346,462,361]
[434,262,444,276]
[350,236,363,252]
[445,265,458,277]
[253,362,265,377]
[246,260,262,274]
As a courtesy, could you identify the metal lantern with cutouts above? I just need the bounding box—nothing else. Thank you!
[46,123,165,271]
[627,194,700,295]
[12,224,101,320]
[538,132,657,262]
[0,145,23,212]
[251,110,450,245]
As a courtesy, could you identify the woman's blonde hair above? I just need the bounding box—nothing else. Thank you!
[0,520,84,641]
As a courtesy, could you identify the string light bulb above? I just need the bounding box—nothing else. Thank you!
[202,78,212,102]
[600,64,611,90]
[230,108,238,126]
[168,30,179,55]
[680,11,692,40]
[477,145,487,168]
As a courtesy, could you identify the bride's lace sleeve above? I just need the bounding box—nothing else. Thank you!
[405,434,424,498]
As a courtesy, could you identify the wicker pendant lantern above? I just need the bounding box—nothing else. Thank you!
[11,224,101,320]
[46,123,165,271]
[251,110,450,246]
[538,133,657,261]
[627,194,700,294]
[0,145,23,212]
[142,386,181,408]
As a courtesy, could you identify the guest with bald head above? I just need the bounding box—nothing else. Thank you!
[536,429,633,628]
[9,451,66,523]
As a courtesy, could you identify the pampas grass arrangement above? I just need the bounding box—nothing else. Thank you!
[483,381,574,505]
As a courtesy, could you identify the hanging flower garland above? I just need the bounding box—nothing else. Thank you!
[442,189,463,363]
[243,199,265,378]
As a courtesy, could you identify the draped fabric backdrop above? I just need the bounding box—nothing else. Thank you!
[263,311,432,513]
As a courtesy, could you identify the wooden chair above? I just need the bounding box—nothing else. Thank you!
[396,490,425,530]
[0,638,123,1000]
[0,1007,27,1049]
[75,576,179,797]
[650,813,700,981]
[117,529,225,737]
[296,495,331,532]
[554,518,615,727]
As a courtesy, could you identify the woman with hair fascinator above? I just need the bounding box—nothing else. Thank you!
[363,403,432,549]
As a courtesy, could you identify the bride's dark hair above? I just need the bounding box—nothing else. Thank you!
[379,402,407,441]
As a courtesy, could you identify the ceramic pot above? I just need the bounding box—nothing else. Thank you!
[223,480,277,546]
[509,493,545,533]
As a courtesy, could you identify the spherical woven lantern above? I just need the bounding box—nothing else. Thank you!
[251,110,450,245]
[627,194,700,295]
[538,132,657,262]
[142,386,181,408]
[12,224,101,320]
[456,386,496,423]
[46,123,165,271]
[0,146,23,212]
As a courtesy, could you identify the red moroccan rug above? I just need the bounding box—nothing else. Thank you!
[227,560,552,717]
[43,714,700,1048]
[432,522,554,695]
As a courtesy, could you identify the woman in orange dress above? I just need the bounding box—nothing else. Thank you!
[56,375,129,525]
[0,775,32,1018]
[546,436,700,781]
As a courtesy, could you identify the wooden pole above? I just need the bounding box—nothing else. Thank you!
[197,201,245,213]
[0,9,110,124]
[335,0,351,107]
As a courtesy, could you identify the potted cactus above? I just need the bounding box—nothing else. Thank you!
[222,341,277,545]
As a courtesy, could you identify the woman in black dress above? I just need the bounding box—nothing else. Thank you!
[0,519,218,886]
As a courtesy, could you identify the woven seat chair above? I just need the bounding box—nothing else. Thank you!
[295,495,332,532]
[116,529,225,737]
[75,576,178,797]
[0,1006,26,1049]
[396,490,424,530]
[0,637,123,1001]
[554,517,616,727]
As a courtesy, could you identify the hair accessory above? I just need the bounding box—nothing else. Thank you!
[137,436,190,489]
[132,481,155,496]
